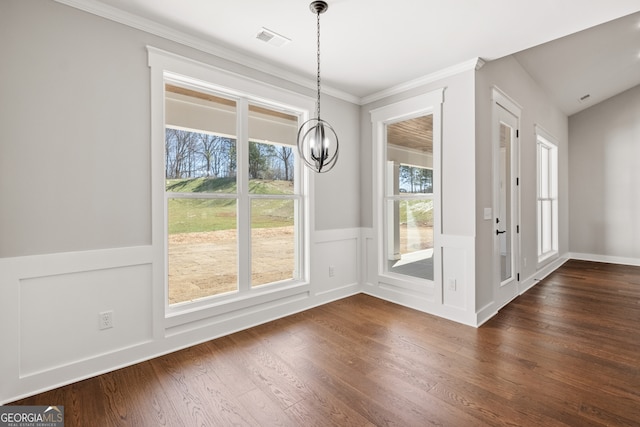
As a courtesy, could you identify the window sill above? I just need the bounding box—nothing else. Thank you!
[164,280,310,331]
[537,251,559,269]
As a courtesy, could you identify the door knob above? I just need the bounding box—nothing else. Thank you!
[496,229,506,235]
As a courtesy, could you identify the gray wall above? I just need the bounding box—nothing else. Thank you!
[0,0,152,257]
[0,0,362,403]
[475,56,569,310]
[314,94,361,230]
[360,71,476,234]
[0,0,359,259]
[360,70,479,324]
[569,84,640,261]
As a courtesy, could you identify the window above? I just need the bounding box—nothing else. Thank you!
[149,47,312,316]
[385,116,435,281]
[536,126,558,263]
[165,85,239,304]
[164,80,303,306]
[371,88,443,288]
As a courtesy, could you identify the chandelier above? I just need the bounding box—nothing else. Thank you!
[297,0,339,173]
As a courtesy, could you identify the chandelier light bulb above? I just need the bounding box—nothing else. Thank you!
[297,117,338,173]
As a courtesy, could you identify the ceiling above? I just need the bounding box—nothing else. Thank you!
[388,116,433,154]
[514,11,640,115]
[68,0,640,114]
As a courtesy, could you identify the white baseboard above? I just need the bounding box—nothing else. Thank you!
[568,252,640,267]
[520,255,569,294]
[1,228,365,404]
[475,303,498,327]
[476,255,570,327]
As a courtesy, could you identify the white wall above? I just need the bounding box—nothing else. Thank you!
[568,84,640,264]
[475,56,569,320]
[0,0,361,403]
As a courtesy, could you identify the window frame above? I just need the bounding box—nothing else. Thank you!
[148,47,313,325]
[384,131,435,280]
[370,89,444,292]
[536,125,559,265]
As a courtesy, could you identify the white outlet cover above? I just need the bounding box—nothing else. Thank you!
[99,311,113,330]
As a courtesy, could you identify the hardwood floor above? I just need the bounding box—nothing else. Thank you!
[10,260,640,426]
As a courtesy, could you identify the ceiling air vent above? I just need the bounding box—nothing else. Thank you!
[255,27,291,47]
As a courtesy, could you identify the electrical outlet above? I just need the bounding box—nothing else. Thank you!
[448,278,457,291]
[329,265,335,277]
[99,311,113,330]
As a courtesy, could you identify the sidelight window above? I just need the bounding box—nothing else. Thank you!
[536,127,558,264]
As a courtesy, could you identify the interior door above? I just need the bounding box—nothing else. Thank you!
[494,104,520,307]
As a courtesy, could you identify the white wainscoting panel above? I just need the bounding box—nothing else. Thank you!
[363,233,377,287]
[442,246,468,309]
[1,228,366,404]
[362,228,477,326]
[0,246,153,403]
[19,264,153,377]
[312,228,361,301]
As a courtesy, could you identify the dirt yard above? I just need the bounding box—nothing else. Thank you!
[168,225,433,304]
[168,227,294,304]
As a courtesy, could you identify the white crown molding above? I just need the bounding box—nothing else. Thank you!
[53,0,360,105]
[360,58,486,105]
[53,0,486,107]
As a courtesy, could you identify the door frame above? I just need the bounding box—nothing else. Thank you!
[492,88,521,309]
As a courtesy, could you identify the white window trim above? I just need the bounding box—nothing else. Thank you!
[370,88,444,294]
[535,125,559,266]
[148,47,314,328]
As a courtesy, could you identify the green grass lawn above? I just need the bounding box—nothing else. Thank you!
[167,177,237,193]
[399,199,434,226]
[166,177,294,234]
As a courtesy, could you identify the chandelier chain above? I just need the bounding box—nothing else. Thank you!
[316,10,321,119]
[297,1,338,174]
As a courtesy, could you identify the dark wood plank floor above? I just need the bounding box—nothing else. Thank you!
[10,260,640,426]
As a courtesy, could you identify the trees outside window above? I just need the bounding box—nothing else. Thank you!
[164,82,302,305]
[399,165,433,193]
